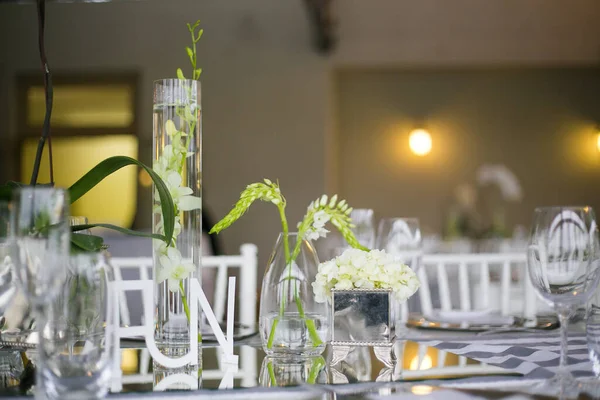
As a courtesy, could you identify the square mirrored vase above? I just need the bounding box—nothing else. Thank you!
[331,289,396,346]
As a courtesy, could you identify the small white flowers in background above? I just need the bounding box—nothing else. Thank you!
[312,248,420,303]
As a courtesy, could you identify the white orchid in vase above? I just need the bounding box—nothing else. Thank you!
[210,179,368,349]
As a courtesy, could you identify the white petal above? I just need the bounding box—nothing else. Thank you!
[168,278,180,293]
[182,262,197,274]
[178,186,193,196]
[166,171,182,189]
[165,120,178,137]
[159,254,173,270]
[166,247,182,264]
[156,266,170,284]
[178,195,202,211]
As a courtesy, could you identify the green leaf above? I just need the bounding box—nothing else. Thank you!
[0,181,24,202]
[71,233,104,253]
[186,47,194,60]
[68,156,175,246]
[72,223,166,242]
[34,212,50,233]
[0,185,13,203]
[177,68,186,80]
[195,68,202,79]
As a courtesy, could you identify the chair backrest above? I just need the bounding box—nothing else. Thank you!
[111,243,259,386]
[110,243,258,329]
[415,252,539,318]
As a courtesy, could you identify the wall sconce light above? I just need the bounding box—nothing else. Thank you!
[409,129,432,156]
[597,133,600,152]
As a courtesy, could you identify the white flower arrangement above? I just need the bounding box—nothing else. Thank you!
[312,248,420,304]
[210,180,368,349]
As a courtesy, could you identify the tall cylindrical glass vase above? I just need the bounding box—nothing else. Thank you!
[152,79,202,372]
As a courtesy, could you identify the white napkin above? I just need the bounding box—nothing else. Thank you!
[426,309,514,326]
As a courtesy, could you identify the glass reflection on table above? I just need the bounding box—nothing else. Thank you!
[117,339,509,393]
[0,339,514,396]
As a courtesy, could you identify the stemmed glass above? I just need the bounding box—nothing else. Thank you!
[350,209,376,249]
[527,206,600,393]
[375,218,422,271]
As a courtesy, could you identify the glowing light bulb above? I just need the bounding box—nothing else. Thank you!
[409,129,432,156]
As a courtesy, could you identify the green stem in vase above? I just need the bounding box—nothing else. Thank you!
[179,280,202,342]
[307,357,325,384]
[267,361,277,386]
[295,291,323,347]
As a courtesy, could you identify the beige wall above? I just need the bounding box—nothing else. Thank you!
[1,0,600,274]
[335,67,600,235]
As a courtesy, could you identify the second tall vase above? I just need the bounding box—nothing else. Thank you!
[152,79,202,369]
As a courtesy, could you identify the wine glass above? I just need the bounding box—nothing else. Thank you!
[527,206,600,393]
[350,209,375,249]
[375,217,422,271]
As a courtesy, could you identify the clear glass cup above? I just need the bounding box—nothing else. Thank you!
[39,252,115,399]
[10,187,70,308]
[350,209,375,249]
[9,187,71,399]
[527,206,600,393]
[375,217,422,271]
[0,200,34,342]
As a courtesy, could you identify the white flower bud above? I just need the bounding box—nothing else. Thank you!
[329,194,338,208]
[340,203,348,212]
[264,178,273,185]
[345,207,353,215]
[320,195,328,207]
[271,198,280,205]
[165,119,178,137]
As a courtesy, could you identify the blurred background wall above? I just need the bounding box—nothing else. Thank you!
[0,0,599,275]
[336,67,600,235]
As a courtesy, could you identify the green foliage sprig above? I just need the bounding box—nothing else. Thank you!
[210,180,284,235]
[177,20,203,81]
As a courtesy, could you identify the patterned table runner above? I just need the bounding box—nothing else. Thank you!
[419,333,594,379]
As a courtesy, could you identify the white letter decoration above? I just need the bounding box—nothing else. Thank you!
[110,277,239,392]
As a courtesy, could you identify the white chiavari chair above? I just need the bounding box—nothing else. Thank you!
[399,252,542,377]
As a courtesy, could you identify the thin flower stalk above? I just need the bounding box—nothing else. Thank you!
[153,20,203,340]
